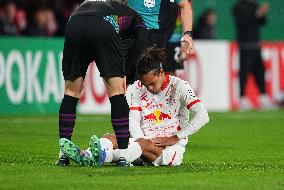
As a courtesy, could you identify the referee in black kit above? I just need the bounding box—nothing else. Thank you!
[56,0,146,167]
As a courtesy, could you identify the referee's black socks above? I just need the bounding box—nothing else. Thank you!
[109,94,130,149]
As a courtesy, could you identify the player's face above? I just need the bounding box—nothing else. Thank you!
[140,71,165,94]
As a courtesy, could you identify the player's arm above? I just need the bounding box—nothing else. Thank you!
[177,0,193,33]
[127,23,147,72]
[152,100,209,147]
[176,82,209,139]
[176,0,194,55]
[181,101,209,137]
[124,15,147,85]
[126,84,145,140]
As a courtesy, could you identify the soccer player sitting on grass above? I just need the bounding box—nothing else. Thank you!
[59,48,209,167]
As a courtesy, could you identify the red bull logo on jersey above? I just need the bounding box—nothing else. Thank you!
[144,109,171,124]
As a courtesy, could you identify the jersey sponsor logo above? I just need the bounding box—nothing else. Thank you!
[144,125,176,138]
[144,0,155,8]
[144,109,171,124]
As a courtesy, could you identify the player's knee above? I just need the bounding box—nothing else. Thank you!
[135,138,154,152]
[107,86,125,97]
[162,147,185,166]
[104,77,126,97]
[64,78,84,98]
[101,133,118,149]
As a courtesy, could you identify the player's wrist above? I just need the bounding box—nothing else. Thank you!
[183,31,193,37]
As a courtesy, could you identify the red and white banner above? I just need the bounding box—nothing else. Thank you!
[176,41,231,111]
[79,41,284,113]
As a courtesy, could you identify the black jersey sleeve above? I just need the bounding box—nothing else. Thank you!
[119,13,146,84]
[128,14,147,61]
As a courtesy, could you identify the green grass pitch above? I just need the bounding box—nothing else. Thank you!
[0,110,283,189]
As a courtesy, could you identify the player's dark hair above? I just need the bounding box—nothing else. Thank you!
[137,47,166,75]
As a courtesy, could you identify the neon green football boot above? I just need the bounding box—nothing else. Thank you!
[59,138,91,167]
[88,135,104,166]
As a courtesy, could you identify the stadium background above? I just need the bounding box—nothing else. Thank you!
[0,1,283,189]
[193,0,284,40]
[0,0,283,114]
[0,0,283,39]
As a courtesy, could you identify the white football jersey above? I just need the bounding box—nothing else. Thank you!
[126,74,201,141]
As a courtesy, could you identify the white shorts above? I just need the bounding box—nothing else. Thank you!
[128,138,187,166]
[152,139,187,166]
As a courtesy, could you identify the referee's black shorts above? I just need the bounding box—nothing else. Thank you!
[62,15,125,81]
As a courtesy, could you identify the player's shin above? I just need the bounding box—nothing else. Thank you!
[57,95,79,165]
[58,95,79,140]
[109,94,130,157]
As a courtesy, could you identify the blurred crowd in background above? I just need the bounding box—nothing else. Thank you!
[0,0,83,36]
[0,0,218,38]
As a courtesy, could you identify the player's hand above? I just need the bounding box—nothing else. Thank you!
[180,34,194,56]
[150,136,179,147]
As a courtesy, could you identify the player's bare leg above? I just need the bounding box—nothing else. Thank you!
[64,77,84,98]
[136,138,163,163]
[101,135,163,165]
